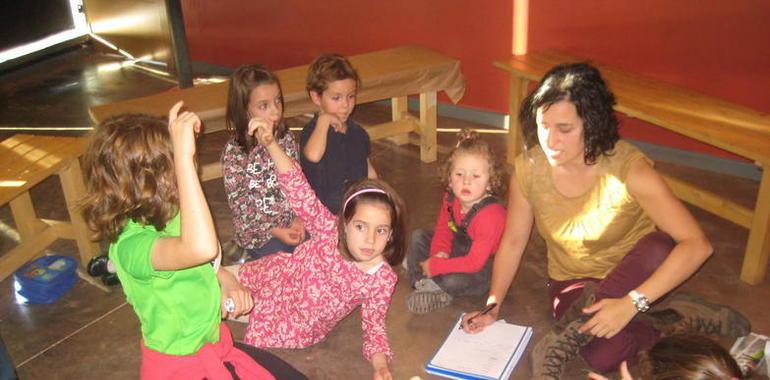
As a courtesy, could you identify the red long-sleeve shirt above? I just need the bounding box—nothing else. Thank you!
[428,192,507,276]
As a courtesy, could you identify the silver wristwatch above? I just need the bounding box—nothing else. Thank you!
[629,290,650,313]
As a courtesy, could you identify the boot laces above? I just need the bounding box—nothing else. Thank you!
[686,316,722,335]
[541,325,591,379]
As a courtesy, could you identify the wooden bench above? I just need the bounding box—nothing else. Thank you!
[0,134,100,281]
[494,50,770,284]
[89,45,467,180]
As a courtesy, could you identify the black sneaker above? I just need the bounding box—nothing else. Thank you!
[87,254,110,277]
[101,273,120,286]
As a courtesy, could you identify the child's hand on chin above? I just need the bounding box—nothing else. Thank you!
[319,113,346,133]
[249,117,275,146]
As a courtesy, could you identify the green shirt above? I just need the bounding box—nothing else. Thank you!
[109,213,221,355]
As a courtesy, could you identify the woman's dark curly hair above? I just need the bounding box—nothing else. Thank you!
[519,62,619,165]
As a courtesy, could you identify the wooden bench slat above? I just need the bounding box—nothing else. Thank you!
[89,45,465,124]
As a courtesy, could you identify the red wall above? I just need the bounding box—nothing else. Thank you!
[181,0,770,160]
[527,0,770,160]
[181,0,512,112]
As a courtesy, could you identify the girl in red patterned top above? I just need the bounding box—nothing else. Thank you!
[237,116,407,380]
[222,64,305,262]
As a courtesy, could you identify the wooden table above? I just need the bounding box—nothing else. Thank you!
[0,134,100,280]
[90,45,467,172]
[494,50,770,284]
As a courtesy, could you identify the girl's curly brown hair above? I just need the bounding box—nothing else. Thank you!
[440,129,507,196]
[81,113,179,243]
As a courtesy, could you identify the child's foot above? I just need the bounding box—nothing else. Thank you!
[414,278,442,292]
[406,289,453,314]
[87,254,111,277]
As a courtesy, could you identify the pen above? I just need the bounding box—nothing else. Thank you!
[460,303,498,330]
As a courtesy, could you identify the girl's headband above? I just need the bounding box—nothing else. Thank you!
[342,188,387,213]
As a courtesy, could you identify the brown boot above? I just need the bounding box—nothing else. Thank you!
[646,292,750,337]
[531,316,593,379]
[531,282,597,379]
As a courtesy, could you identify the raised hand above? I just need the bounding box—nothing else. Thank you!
[168,101,202,158]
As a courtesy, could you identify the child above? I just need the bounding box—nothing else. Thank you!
[405,130,507,313]
[300,53,377,214]
[222,64,306,261]
[239,116,407,380]
[81,103,305,380]
[587,334,745,379]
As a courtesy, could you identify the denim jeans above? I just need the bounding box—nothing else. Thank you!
[406,228,492,297]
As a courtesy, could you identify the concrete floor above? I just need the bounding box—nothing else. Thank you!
[1,45,768,380]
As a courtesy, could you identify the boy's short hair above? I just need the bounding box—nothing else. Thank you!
[306,53,361,95]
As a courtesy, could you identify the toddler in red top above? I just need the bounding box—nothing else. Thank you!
[405,130,507,313]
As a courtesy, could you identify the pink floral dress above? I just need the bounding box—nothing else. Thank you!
[238,162,397,362]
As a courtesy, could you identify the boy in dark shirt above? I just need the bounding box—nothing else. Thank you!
[300,54,377,214]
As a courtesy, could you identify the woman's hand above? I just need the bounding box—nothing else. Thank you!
[168,101,202,158]
[587,360,633,380]
[460,306,498,333]
[272,226,302,246]
[249,117,275,147]
[419,259,432,277]
[580,297,637,339]
[371,353,392,380]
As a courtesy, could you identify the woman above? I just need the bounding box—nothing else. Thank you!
[460,63,750,379]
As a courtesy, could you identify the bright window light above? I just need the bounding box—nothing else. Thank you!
[0,0,89,65]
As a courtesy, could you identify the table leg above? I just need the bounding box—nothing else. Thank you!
[418,92,437,163]
[507,75,529,165]
[9,192,46,240]
[741,165,770,284]
[388,96,410,146]
[59,159,100,266]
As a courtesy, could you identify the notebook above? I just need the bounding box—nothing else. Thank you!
[425,316,533,380]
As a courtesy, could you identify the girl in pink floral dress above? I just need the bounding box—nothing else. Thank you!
[238,116,407,380]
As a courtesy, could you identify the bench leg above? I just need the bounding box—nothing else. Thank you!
[9,192,47,240]
[507,75,530,165]
[418,92,437,163]
[59,159,100,266]
[741,167,770,284]
[387,96,410,146]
